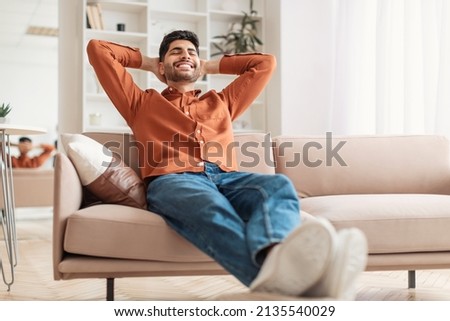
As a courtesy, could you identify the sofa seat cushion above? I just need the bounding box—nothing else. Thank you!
[301,194,450,254]
[64,204,213,262]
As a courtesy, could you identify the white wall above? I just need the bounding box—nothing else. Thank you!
[266,0,334,136]
[0,47,58,148]
[0,0,333,148]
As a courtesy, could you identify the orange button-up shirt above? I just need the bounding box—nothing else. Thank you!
[87,40,276,180]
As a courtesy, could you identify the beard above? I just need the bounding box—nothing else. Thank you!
[163,62,201,83]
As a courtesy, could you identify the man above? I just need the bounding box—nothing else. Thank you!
[87,30,367,299]
[10,137,55,168]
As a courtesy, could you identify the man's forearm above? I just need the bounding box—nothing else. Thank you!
[140,55,159,73]
[202,59,221,75]
[140,55,167,84]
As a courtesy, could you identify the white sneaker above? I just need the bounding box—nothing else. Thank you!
[305,228,368,300]
[250,218,335,296]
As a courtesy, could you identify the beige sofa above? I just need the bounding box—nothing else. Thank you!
[0,168,54,208]
[53,132,450,300]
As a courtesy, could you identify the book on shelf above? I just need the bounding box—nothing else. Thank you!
[95,3,105,30]
[86,13,91,28]
[86,4,95,29]
[86,3,104,30]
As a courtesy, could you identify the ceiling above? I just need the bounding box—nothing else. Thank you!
[0,0,58,51]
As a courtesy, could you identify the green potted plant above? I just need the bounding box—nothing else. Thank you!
[211,0,263,56]
[0,103,12,123]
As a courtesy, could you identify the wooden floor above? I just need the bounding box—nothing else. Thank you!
[1,208,450,301]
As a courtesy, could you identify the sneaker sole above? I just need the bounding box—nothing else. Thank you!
[324,228,368,300]
[250,219,334,296]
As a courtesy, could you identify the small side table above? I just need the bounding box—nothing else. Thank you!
[0,124,47,290]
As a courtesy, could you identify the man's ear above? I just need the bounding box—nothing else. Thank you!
[158,62,165,75]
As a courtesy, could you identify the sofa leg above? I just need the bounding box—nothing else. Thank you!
[408,270,416,289]
[107,278,115,301]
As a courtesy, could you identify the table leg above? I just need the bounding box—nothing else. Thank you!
[0,130,17,290]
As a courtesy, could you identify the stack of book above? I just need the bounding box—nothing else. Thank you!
[86,3,104,30]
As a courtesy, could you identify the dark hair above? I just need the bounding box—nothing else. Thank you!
[158,30,200,62]
[19,137,32,143]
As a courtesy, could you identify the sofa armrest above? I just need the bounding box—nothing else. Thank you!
[52,152,83,280]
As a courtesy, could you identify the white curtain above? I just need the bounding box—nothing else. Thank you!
[329,0,450,136]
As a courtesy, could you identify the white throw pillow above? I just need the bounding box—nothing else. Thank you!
[61,133,147,209]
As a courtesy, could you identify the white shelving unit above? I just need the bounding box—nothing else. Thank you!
[59,0,267,135]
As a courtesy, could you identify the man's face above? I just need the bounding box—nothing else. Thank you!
[160,40,201,83]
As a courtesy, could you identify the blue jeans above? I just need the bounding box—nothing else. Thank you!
[146,162,301,286]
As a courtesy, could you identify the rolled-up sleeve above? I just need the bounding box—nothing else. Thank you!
[86,40,144,123]
[218,53,276,120]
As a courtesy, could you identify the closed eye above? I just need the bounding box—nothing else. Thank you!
[169,47,198,57]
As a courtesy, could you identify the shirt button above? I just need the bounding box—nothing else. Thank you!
[197,161,204,167]
[199,140,204,144]
[185,111,190,115]
[196,129,201,133]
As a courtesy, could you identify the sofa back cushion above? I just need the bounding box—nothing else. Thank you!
[234,132,275,174]
[274,134,450,197]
